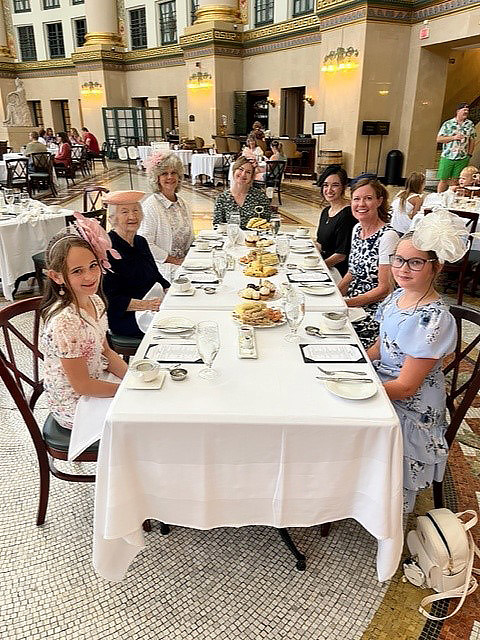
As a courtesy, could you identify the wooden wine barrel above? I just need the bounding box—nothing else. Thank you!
[316,150,343,176]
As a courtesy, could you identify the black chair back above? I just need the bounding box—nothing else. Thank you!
[71,145,84,161]
[83,186,110,213]
[443,209,478,305]
[5,158,28,186]
[31,152,53,174]
[265,160,286,185]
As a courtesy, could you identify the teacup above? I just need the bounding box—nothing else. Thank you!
[130,359,160,382]
[215,223,227,235]
[172,276,191,292]
[322,312,347,331]
[303,255,320,267]
[295,227,310,238]
[196,240,210,251]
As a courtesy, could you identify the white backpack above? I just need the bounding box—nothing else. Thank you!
[403,508,480,620]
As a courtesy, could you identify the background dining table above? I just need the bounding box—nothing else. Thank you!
[92,296,403,582]
[0,206,70,299]
[190,153,224,184]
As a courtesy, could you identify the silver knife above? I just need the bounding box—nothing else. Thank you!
[316,376,374,383]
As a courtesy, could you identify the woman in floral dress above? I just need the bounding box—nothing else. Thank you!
[338,178,399,348]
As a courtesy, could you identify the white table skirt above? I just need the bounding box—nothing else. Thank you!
[171,149,193,171]
[191,154,223,184]
[0,212,67,299]
[93,308,403,583]
[137,146,153,168]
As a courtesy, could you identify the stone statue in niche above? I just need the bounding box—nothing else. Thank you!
[3,78,32,126]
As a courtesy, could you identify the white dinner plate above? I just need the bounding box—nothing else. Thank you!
[198,231,220,240]
[194,247,213,253]
[301,285,335,296]
[124,370,166,390]
[324,379,377,400]
[154,317,196,332]
[290,248,314,254]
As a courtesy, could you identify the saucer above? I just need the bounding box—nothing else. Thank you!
[124,370,166,390]
[171,287,195,296]
[324,379,376,400]
[301,285,335,296]
[194,247,213,253]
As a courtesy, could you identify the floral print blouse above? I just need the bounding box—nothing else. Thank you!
[213,188,272,229]
[41,295,108,429]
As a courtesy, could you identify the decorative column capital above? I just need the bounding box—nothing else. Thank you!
[83,32,123,48]
[195,5,240,23]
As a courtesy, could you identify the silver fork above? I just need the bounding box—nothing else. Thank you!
[316,365,367,376]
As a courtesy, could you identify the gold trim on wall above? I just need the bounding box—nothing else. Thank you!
[195,5,240,23]
[243,14,320,42]
[0,45,13,58]
[15,58,75,71]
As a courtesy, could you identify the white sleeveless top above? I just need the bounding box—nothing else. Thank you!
[391,194,420,234]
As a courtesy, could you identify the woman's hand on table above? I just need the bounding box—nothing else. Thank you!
[127,297,163,312]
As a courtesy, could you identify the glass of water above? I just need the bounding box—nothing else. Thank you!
[283,290,305,343]
[227,214,241,247]
[4,188,14,207]
[212,249,227,285]
[270,213,281,236]
[196,321,220,379]
[19,191,30,209]
[275,234,290,271]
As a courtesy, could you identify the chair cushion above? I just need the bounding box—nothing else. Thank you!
[109,333,142,349]
[43,413,98,454]
[32,251,46,266]
[29,172,50,178]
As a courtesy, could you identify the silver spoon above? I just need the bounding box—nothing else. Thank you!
[317,366,367,376]
[305,326,350,338]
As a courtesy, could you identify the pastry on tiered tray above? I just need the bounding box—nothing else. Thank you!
[246,217,271,231]
[233,301,283,326]
[243,261,278,277]
[239,250,279,266]
[244,234,275,248]
[256,237,274,248]
[239,281,276,300]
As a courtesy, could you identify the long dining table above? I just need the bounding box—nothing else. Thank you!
[91,230,404,583]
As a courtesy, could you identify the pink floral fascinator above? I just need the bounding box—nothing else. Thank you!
[72,212,121,272]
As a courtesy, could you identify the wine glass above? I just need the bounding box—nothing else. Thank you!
[270,213,281,236]
[275,234,290,271]
[19,191,30,210]
[4,188,14,207]
[212,249,227,285]
[283,290,305,343]
[196,321,220,379]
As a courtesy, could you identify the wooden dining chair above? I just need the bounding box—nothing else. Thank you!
[442,209,478,305]
[83,186,110,214]
[433,304,480,508]
[0,297,97,525]
[0,297,167,535]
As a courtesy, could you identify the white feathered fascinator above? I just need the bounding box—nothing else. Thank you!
[412,209,471,263]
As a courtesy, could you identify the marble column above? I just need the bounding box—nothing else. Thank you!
[195,0,240,24]
[84,0,122,48]
[0,3,13,58]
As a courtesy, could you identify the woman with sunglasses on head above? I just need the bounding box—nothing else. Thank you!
[367,212,462,512]
[314,165,356,278]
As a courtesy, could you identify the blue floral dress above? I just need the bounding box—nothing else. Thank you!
[374,289,457,512]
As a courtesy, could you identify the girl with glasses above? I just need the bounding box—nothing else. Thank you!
[367,212,466,512]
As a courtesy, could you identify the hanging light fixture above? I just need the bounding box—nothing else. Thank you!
[187,71,213,89]
[80,81,103,96]
[321,47,359,73]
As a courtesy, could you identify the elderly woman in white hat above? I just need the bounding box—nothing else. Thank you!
[102,190,170,337]
[139,151,194,280]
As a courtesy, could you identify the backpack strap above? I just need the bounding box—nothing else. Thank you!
[419,527,480,620]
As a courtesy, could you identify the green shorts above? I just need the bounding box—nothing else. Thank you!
[437,155,470,181]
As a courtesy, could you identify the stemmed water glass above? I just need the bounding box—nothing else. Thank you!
[3,188,14,207]
[212,249,227,286]
[196,321,220,379]
[19,191,30,210]
[275,234,290,271]
[283,290,305,343]
[270,213,281,236]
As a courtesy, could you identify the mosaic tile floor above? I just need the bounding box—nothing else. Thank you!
[1,166,479,639]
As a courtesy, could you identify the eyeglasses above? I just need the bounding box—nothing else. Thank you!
[389,255,436,271]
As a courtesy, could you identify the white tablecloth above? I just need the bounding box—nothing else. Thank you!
[93,308,403,583]
[163,243,347,313]
[191,154,224,184]
[0,210,69,299]
[137,146,153,168]
[171,149,193,172]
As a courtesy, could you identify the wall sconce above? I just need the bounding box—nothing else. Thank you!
[378,90,389,96]
[303,96,315,106]
[188,71,212,89]
[266,97,276,107]
[321,46,359,73]
[80,81,103,96]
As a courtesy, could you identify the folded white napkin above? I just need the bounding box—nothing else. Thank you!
[135,282,166,334]
[67,372,121,461]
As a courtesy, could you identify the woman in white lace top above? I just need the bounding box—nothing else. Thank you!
[138,152,194,280]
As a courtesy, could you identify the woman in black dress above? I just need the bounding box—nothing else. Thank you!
[314,165,356,277]
[102,190,170,337]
